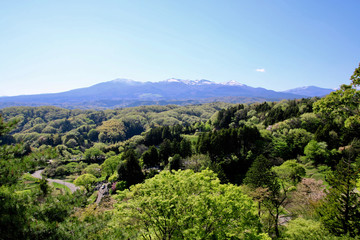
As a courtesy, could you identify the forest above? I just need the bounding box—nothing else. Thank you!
[1,64,360,239]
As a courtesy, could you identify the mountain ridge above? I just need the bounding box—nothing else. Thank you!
[0,78,333,109]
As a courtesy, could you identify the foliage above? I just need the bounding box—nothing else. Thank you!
[318,159,360,237]
[168,154,182,171]
[182,154,211,172]
[74,173,97,192]
[82,163,102,177]
[2,64,360,238]
[304,140,329,165]
[101,154,122,177]
[272,160,305,185]
[142,145,160,168]
[117,149,144,187]
[112,169,268,239]
[84,147,105,162]
[244,155,275,189]
[97,119,126,143]
[284,218,333,240]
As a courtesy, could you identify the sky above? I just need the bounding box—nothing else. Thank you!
[0,0,359,96]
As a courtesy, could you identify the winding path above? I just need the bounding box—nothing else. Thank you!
[95,184,108,204]
[32,169,80,193]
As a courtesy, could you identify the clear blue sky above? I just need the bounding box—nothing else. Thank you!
[1,0,359,96]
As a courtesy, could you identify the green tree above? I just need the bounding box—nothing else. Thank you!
[39,177,50,196]
[101,155,122,177]
[112,170,269,239]
[272,160,305,185]
[304,140,329,165]
[159,139,172,165]
[142,145,159,168]
[84,147,105,162]
[0,117,26,186]
[0,116,30,238]
[350,63,360,86]
[74,173,97,192]
[180,138,192,158]
[318,159,360,237]
[96,119,126,143]
[244,155,300,238]
[117,149,144,187]
[169,154,182,171]
[82,163,102,177]
[87,129,99,142]
[0,186,28,239]
[313,64,360,129]
[244,155,274,189]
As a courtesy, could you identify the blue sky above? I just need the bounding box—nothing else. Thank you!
[0,0,359,96]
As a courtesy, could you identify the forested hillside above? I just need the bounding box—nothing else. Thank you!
[0,65,359,239]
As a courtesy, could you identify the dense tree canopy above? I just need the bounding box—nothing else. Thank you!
[112,169,269,239]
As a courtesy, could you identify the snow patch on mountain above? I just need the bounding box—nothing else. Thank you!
[221,80,245,86]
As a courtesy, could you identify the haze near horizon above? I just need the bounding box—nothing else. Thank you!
[0,0,359,96]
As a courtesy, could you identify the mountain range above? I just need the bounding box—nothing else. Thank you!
[0,79,334,109]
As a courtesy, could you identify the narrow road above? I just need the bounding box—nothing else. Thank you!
[32,169,80,193]
[96,184,108,204]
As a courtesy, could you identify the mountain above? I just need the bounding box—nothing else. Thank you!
[0,79,332,109]
[282,86,334,97]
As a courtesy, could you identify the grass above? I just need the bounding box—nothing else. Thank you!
[182,134,199,144]
[88,190,98,204]
[52,182,72,194]
[20,173,40,190]
[22,173,39,182]
[15,189,32,195]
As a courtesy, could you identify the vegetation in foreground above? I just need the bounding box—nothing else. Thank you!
[1,64,360,239]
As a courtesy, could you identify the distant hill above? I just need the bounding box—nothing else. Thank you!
[282,86,334,97]
[0,79,333,109]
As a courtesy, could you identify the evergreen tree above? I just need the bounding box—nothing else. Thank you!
[142,145,159,168]
[0,116,28,238]
[169,154,182,171]
[244,155,274,188]
[318,158,360,237]
[159,139,172,165]
[118,149,144,187]
[180,138,192,158]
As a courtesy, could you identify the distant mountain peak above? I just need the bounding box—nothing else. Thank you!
[190,79,214,85]
[163,78,215,85]
[221,80,245,86]
[110,78,138,84]
[282,85,334,97]
[164,78,183,83]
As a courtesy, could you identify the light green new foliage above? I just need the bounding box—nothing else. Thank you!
[285,218,332,240]
[101,155,122,177]
[272,160,305,185]
[111,169,269,240]
[74,173,97,192]
[313,64,360,129]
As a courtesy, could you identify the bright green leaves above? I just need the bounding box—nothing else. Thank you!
[273,160,305,186]
[112,169,267,239]
[350,63,360,87]
[304,140,329,165]
[0,116,26,186]
[74,173,97,192]
[313,64,360,130]
[101,155,122,177]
